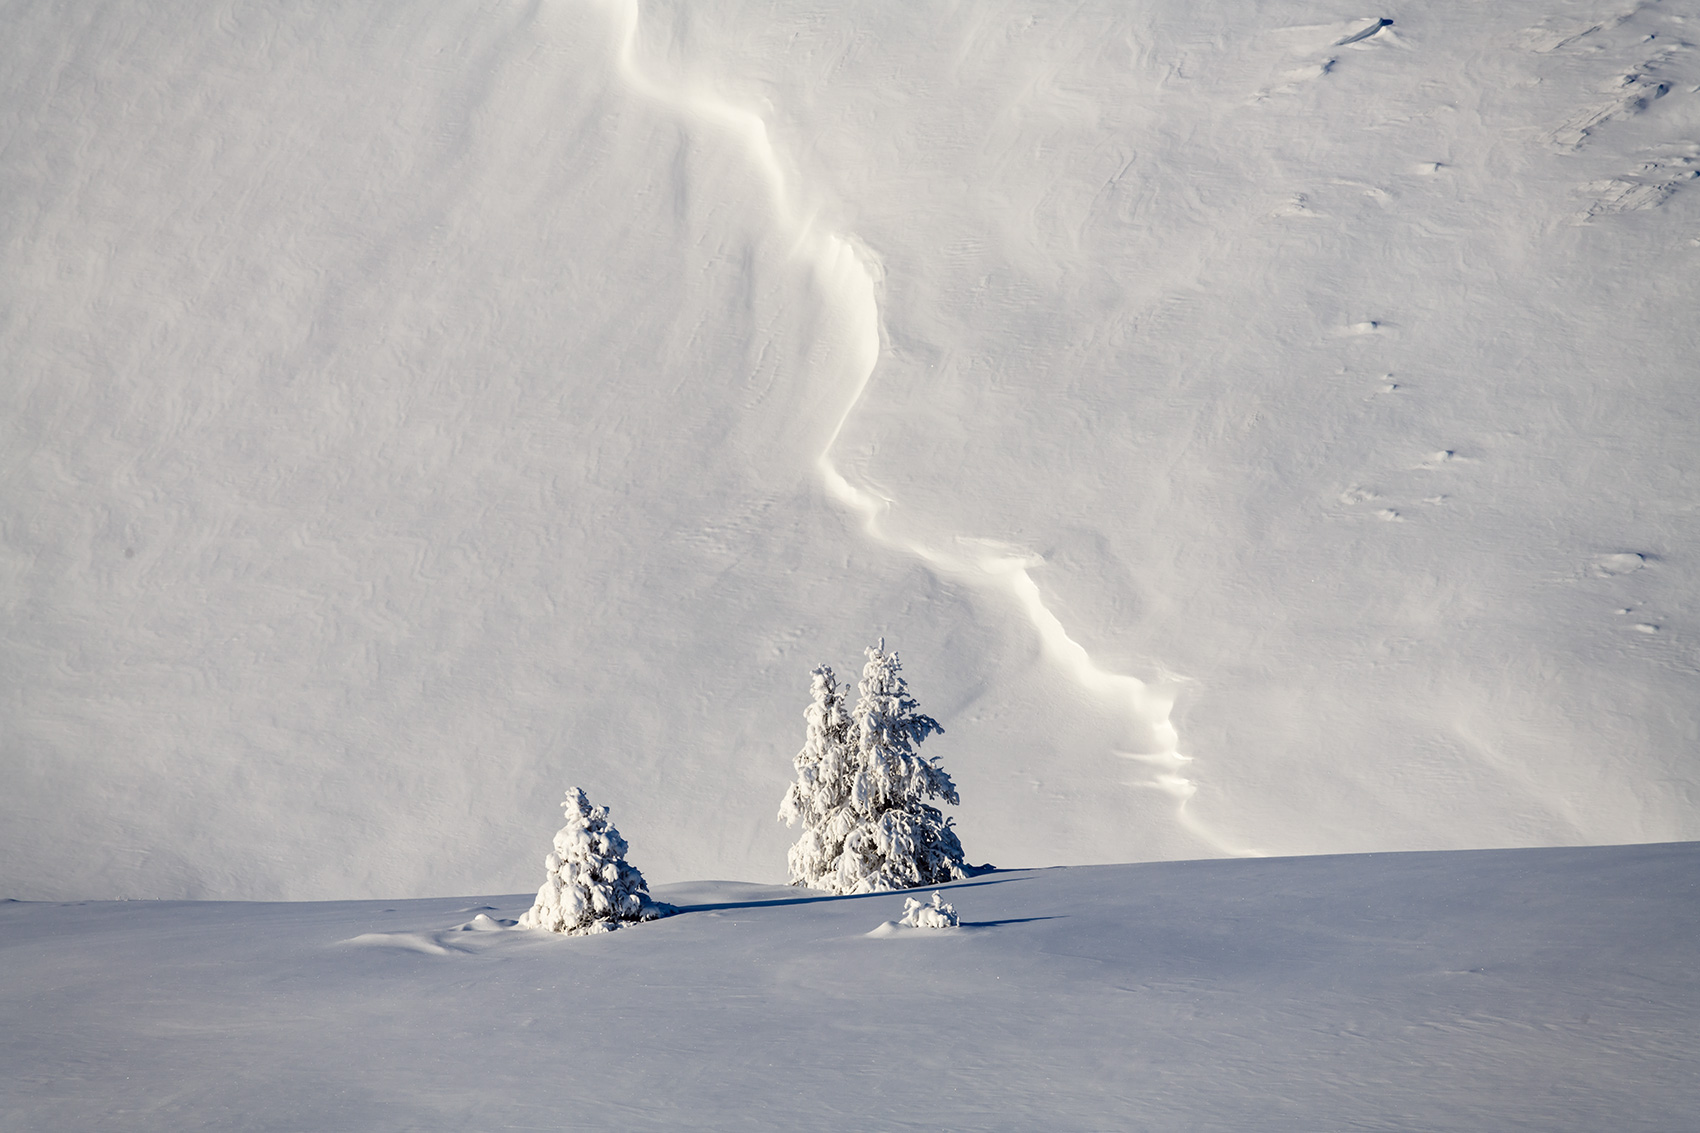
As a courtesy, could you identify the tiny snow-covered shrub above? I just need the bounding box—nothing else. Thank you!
[900,891,959,929]
[518,788,661,935]
[779,641,968,894]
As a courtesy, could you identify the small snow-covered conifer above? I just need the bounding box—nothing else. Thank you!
[518,788,661,935]
[900,891,959,929]
[780,641,968,894]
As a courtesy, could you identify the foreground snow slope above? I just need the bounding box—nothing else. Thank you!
[3,0,1698,899]
[3,843,1697,1131]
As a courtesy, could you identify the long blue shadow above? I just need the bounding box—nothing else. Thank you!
[965,916,1061,928]
[671,870,1028,914]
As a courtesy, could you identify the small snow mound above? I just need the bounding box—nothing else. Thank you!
[339,932,452,956]
[866,920,903,937]
[460,914,515,931]
[900,891,959,929]
[1594,552,1647,577]
[1334,17,1393,47]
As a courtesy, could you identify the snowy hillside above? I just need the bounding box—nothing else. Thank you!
[5,843,1697,1130]
[4,0,1699,901]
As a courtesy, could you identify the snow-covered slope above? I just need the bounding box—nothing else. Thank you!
[4,0,1698,900]
[4,842,1697,1130]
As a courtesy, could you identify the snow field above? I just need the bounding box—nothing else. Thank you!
[3,842,1697,1131]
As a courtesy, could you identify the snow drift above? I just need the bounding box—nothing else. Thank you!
[3,842,1697,1130]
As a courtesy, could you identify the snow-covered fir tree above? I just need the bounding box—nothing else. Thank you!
[842,640,968,890]
[779,641,968,893]
[518,788,661,935]
[777,664,856,889]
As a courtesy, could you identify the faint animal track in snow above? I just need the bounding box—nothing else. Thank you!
[1520,2,1683,54]
[1532,10,1700,222]
[1538,25,1606,53]
[1329,178,1395,203]
[1548,62,1679,150]
[600,1,1252,858]
[1339,449,1460,518]
[1579,144,1700,218]
[1335,486,1416,522]
[1270,193,1325,218]
[1290,57,1336,82]
[1523,12,1634,54]
[1550,71,1670,149]
[1250,61,1334,102]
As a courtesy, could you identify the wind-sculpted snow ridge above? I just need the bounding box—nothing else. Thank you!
[603,0,1253,858]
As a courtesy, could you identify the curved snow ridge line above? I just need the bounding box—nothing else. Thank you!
[601,0,1257,859]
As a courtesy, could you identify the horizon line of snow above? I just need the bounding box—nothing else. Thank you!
[600,0,1259,859]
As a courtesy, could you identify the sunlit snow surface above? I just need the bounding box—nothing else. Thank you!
[4,844,1698,1130]
[4,0,1700,901]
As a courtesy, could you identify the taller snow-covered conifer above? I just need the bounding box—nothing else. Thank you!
[843,639,967,890]
[519,788,661,935]
[779,641,967,893]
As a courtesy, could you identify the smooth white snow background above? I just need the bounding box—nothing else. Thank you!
[4,844,1697,1131]
[4,0,1700,902]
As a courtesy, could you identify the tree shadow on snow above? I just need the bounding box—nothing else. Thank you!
[963,916,1061,928]
[672,869,1028,915]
